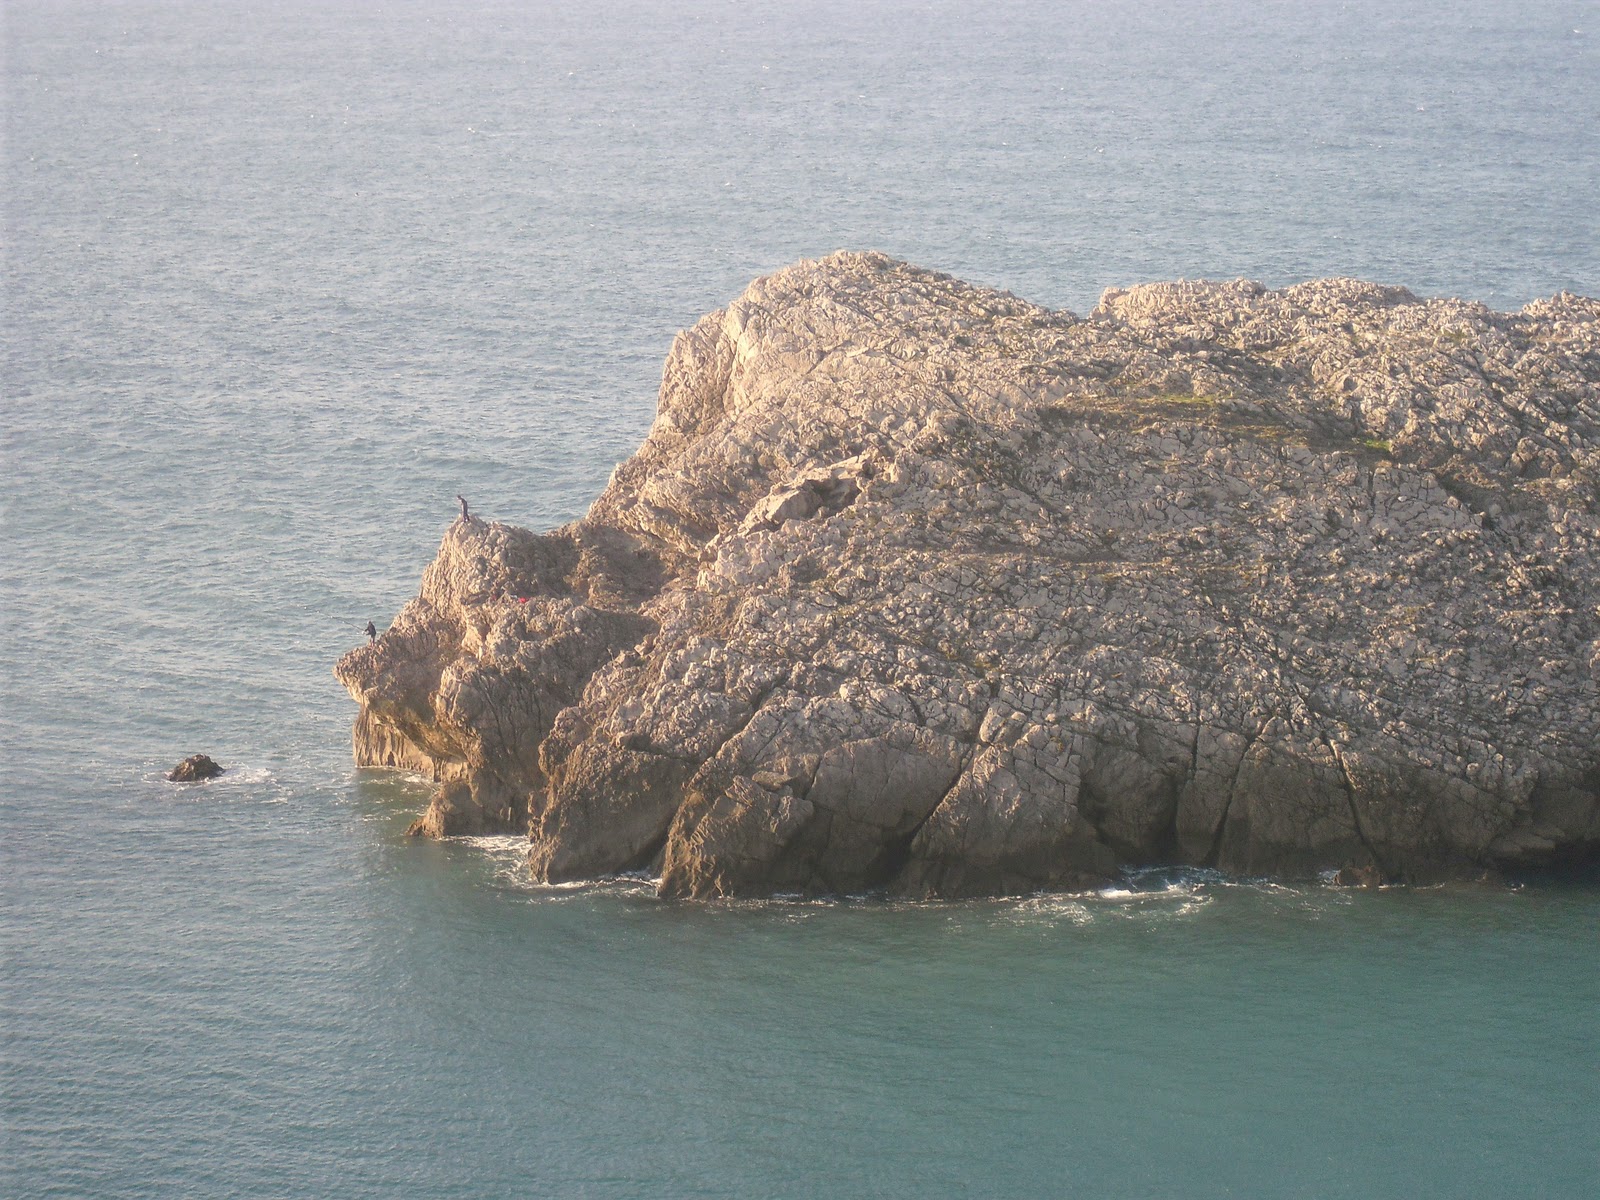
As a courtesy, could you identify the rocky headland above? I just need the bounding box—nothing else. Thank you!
[336,252,1599,897]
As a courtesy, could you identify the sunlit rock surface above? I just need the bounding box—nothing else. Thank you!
[337,252,1600,897]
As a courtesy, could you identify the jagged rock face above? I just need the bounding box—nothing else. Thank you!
[335,252,1600,897]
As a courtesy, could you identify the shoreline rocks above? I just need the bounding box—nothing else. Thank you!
[336,252,1600,898]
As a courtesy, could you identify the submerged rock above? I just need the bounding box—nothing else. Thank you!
[336,252,1600,898]
[168,754,224,783]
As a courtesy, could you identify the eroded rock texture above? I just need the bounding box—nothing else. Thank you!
[336,252,1600,897]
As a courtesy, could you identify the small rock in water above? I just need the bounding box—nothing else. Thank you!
[168,753,224,783]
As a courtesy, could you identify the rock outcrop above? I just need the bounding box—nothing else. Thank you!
[168,754,224,782]
[336,252,1600,897]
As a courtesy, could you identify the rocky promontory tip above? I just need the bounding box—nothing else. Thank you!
[337,252,1600,898]
[168,754,224,783]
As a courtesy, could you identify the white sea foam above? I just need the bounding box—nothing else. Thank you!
[216,765,276,786]
[453,834,530,855]
[144,762,288,802]
[448,835,665,899]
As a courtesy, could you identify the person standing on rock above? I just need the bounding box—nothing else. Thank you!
[364,621,377,644]
[457,494,471,522]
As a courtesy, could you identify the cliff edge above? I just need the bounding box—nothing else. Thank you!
[337,252,1600,897]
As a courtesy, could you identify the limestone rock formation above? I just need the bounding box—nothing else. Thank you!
[336,252,1600,897]
[168,754,224,782]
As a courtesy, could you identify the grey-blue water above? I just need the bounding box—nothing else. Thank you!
[4,1,1597,1195]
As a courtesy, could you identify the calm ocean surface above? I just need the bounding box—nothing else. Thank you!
[4,1,1597,1195]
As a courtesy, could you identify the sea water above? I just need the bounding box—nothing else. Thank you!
[3,1,1597,1196]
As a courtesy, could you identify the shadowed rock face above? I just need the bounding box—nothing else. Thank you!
[336,252,1600,897]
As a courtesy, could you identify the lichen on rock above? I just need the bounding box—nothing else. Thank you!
[336,251,1600,897]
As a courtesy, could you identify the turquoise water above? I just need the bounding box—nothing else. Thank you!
[4,1,1597,1195]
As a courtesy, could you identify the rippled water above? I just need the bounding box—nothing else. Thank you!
[5,1,1597,1196]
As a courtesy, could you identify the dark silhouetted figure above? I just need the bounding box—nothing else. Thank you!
[365,621,377,643]
[457,494,471,521]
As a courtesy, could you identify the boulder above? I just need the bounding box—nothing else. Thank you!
[168,754,224,783]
